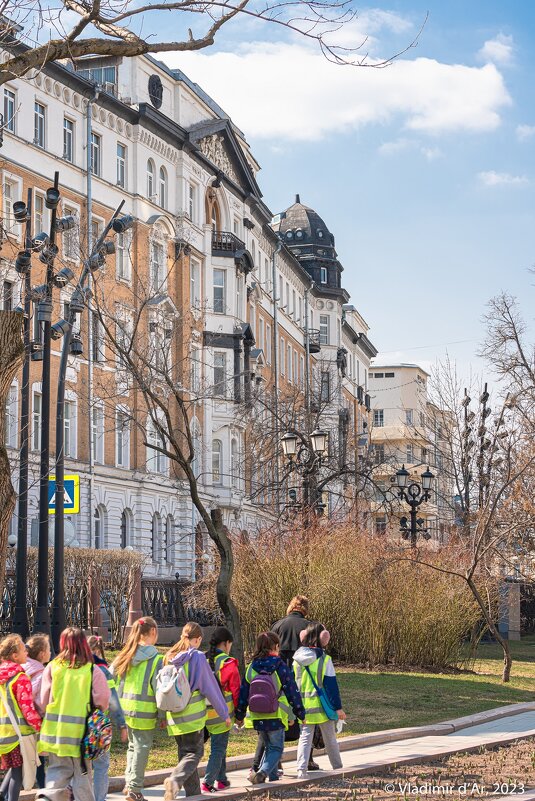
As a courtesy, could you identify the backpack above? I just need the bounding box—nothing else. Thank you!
[156,664,192,712]
[82,708,113,760]
[248,673,279,714]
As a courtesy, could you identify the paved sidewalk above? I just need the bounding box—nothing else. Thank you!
[108,706,535,801]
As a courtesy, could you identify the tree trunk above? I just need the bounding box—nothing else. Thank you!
[0,311,24,592]
[209,508,244,670]
[467,575,512,682]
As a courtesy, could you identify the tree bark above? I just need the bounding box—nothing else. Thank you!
[467,575,512,682]
[209,508,244,670]
[0,311,24,592]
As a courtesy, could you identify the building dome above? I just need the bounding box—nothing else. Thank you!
[277,195,335,249]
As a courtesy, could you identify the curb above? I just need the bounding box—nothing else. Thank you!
[22,702,535,799]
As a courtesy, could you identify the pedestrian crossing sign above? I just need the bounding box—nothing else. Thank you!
[48,475,80,514]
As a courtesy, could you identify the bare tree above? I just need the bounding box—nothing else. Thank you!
[0,0,426,87]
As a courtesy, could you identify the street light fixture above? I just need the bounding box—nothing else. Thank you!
[281,431,298,460]
[281,428,329,518]
[395,464,435,548]
[310,428,328,455]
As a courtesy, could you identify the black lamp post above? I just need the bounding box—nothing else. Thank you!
[281,428,329,517]
[395,464,435,547]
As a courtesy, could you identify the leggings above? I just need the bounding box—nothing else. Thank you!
[0,767,23,801]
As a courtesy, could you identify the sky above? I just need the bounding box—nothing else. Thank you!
[154,1,535,382]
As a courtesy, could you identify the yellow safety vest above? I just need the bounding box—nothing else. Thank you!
[206,653,234,735]
[296,654,330,725]
[245,664,290,730]
[38,661,92,757]
[117,654,162,731]
[0,677,34,755]
[166,661,207,736]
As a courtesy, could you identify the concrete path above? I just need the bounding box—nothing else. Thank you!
[107,705,535,801]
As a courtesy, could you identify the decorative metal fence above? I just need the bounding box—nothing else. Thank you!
[0,570,88,635]
[141,578,187,627]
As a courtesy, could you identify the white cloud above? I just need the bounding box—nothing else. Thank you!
[516,124,535,142]
[478,33,514,66]
[478,171,529,187]
[166,45,511,141]
[378,139,442,160]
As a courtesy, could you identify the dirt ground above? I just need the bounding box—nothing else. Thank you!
[256,739,535,800]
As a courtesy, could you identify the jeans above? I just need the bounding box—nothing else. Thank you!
[170,729,205,797]
[204,731,229,787]
[297,721,342,773]
[36,760,46,789]
[125,727,155,792]
[93,750,110,801]
[257,729,284,781]
[39,754,94,801]
[0,767,23,801]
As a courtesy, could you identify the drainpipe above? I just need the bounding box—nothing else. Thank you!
[271,240,282,512]
[304,281,314,420]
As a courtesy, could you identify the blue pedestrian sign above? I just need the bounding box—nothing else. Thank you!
[48,475,80,515]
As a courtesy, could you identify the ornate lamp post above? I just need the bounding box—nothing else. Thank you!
[281,428,329,517]
[395,464,435,547]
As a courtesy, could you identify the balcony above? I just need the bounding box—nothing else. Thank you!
[307,329,321,354]
[212,230,246,256]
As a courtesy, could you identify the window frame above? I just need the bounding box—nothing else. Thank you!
[34,101,46,148]
[90,131,101,176]
[116,142,127,188]
[3,88,15,133]
[319,314,329,346]
[373,409,384,428]
[63,117,74,162]
[213,268,226,314]
[212,439,222,484]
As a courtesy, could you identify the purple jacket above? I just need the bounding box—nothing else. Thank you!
[171,648,228,721]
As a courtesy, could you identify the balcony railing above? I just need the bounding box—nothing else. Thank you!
[212,230,246,256]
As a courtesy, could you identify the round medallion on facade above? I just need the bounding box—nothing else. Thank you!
[148,74,163,109]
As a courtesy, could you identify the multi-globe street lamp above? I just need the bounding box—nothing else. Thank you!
[281,428,329,517]
[395,464,435,548]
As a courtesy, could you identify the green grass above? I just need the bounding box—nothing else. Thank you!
[108,637,535,775]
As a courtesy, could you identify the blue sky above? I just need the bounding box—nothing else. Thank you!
[158,1,535,380]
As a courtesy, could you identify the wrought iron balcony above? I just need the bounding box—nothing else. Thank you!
[212,230,246,256]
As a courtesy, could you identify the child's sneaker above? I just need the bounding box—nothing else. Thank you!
[216,782,230,790]
[201,783,217,793]
[163,778,181,801]
[297,771,308,780]
[250,771,267,785]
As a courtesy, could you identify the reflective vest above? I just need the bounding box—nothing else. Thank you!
[118,654,162,731]
[38,661,92,757]
[206,653,234,735]
[0,677,34,755]
[245,664,290,730]
[296,654,330,725]
[166,662,207,736]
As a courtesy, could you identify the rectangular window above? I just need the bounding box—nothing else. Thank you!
[91,217,102,249]
[213,269,225,314]
[320,267,327,284]
[3,280,13,311]
[419,411,426,427]
[319,315,329,345]
[266,324,272,364]
[116,143,126,188]
[320,371,330,402]
[280,337,285,375]
[62,206,78,261]
[3,89,15,133]
[34,102,45,148]
[258,318,264,351]
[374,373,384,379]
[34,192,46,236]
[385,372,395,378]
[278,275,283,307]
[64,400,76,458]
[293,350,298,384]
[32,392,41,451]
[373,409,384,427]
[2,180,14,234]
[292,289,296,318]
[150,240,165,289]
[212,441,222,484]
[300,355,304,388]
[33,302,42,344]
[214,352,227,397]
[406,444,414,463]
[236,274,243,319]
[373,443,385,464]
[422,447,428,463]
[190,349,201,392]
[5,384,17,448]
[287,344,292,382]
[91,404,104,464]
[375,515,387,535]
[116,409,130,468]
[91,313,105,363]
[116,231,131,281]
[405,409,413,426]
[190,259,200,308]
[188,182,196,222]
[90,132,101,176]
[63,118,74,162]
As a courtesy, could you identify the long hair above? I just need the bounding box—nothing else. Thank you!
[165,622,202,665]
[25,634,50,661]
[301,621,325,648]
[207,626,233,673]
[112,617,158,678]
[286,595,309,616]
[0,634,23,662]
[252,631,279,660]
[57,628,92,668]
[87,635,106,663]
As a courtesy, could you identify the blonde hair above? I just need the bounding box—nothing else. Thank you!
[286,595,309,616]
[111,617,158,678]
[0,634,24,662]
[26,634,50,661]
[165,622,202,665]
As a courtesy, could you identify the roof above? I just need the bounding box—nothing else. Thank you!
[275,195,336,250]
[370,363,431,376]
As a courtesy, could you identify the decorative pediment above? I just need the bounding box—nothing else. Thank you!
[198,134,239,185]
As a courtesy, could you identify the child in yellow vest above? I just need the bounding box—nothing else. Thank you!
[111,617,163,801]
[293,622,346,778]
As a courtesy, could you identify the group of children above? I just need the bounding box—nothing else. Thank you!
[0,616,345,801]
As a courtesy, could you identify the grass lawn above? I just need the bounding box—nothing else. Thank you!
[108,636,535,775]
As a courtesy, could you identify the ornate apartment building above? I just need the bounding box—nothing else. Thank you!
[1,44,377,578]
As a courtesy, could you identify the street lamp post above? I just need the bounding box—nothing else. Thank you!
[281,428,329,518]
[395,464,435,548]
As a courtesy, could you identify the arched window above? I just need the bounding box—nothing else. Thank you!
[120,509,133,549]
[231,438,239,488]
[151,513,161,562]
[147,159,155,199]
[211,200,220,232]
[94,505,107,549]
[164,515,174,564]
[212,439,222,484]
[159,167,167,208]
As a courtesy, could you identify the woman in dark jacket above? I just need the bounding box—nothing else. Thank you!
[271,596,311,666]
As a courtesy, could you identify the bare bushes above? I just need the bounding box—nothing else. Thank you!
[191,526,487,669]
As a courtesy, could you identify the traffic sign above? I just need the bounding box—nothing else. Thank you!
[48,475,80,515]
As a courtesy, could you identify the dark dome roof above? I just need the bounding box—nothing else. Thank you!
[278,195,335,248]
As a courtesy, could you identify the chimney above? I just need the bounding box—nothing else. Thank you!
[295,194,300,204]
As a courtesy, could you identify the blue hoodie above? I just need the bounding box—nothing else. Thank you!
[235,655,305,731]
